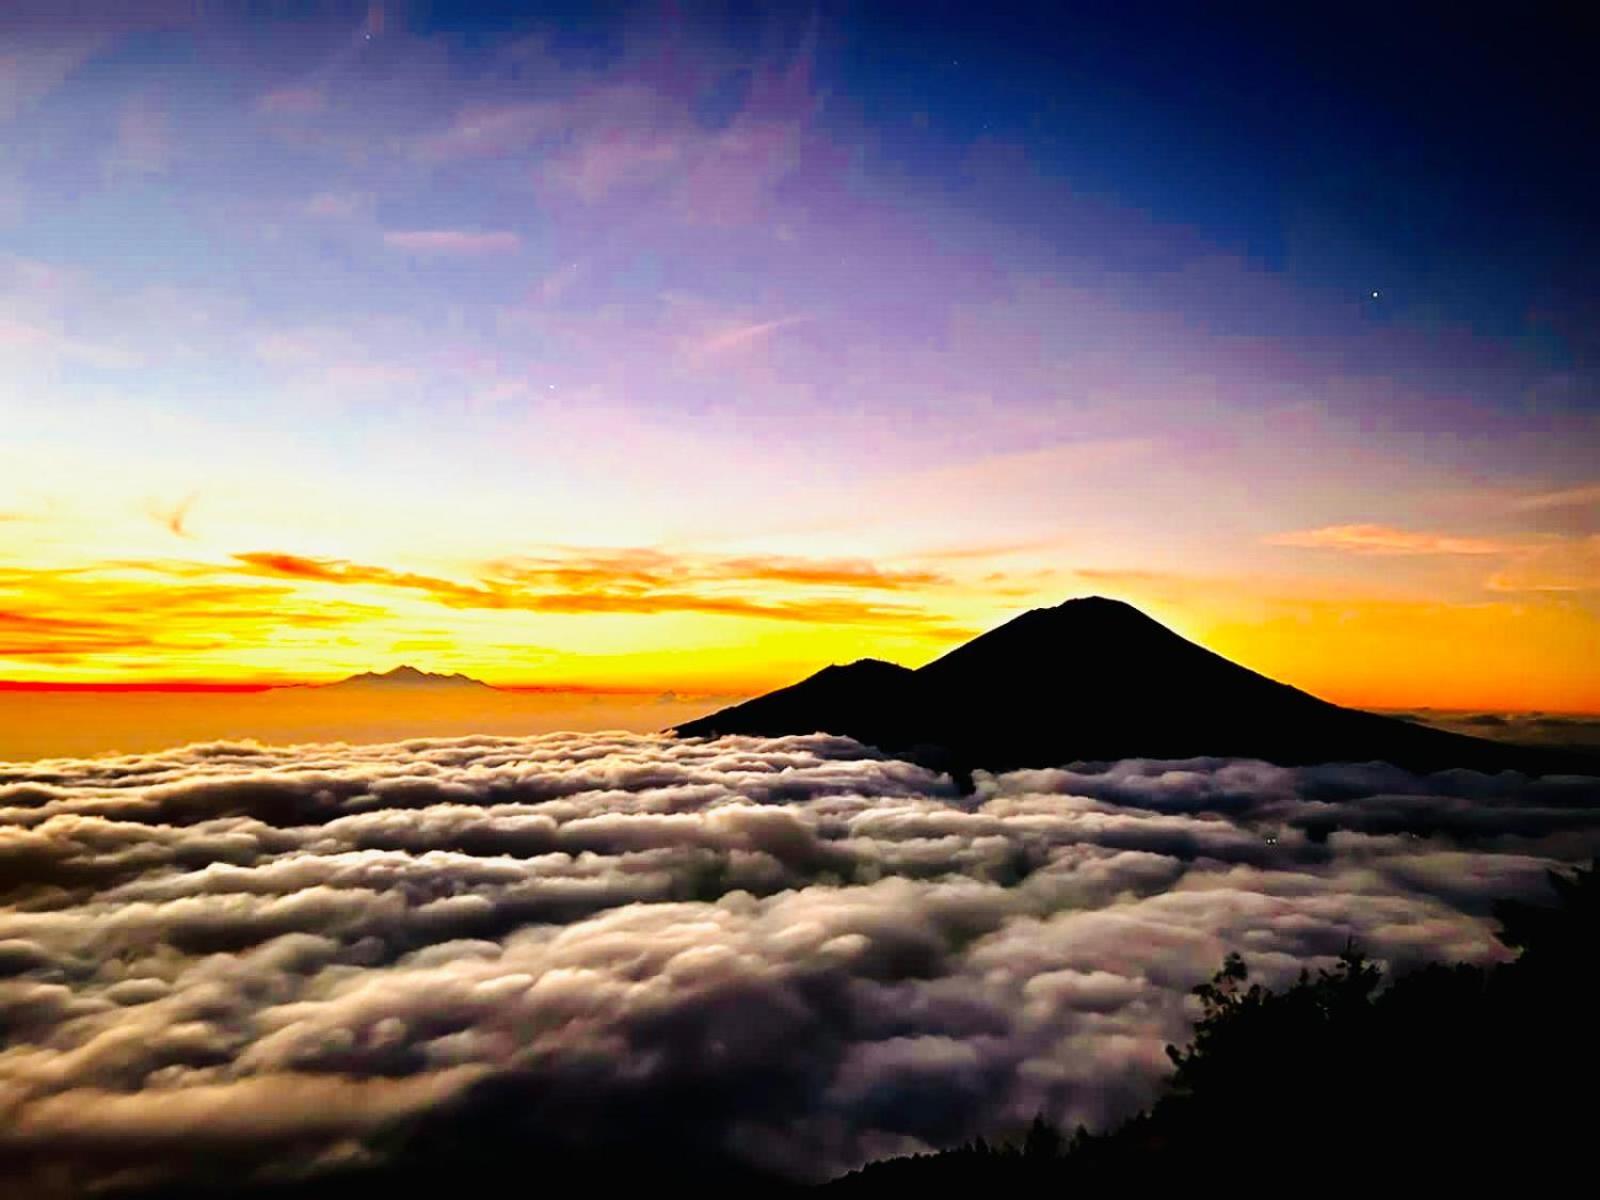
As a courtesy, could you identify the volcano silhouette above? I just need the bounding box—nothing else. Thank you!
[675,597,1572,778]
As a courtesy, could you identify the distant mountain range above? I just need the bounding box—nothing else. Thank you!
[676,597,1582,779]
[322,665,495,691]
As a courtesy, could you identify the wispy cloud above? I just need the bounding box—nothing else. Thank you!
[413,101,553,161]
[714,555,940,590]
[147,491,199,539]
[233,552,494,605]
[908,539,1069,562]
[536,259,584,303]
[416,40,815,225]
[0,315,140,369]
[892,439,1157,498]
[543,121,688,202]
[0,607,160,657]
[0,564,381,667]
[254,84,325,116]
[1265,524,1600,592]
[692,314,812,358]
[0,24,118,124]
[233,548,961,630]
[1265,524,1509,556]
[491,548,946,592]
[250,323,424,395]
[382,229,523,255]
[1074,567,1178,584]
[323,361,420,389]
[104,90,171,176]
[1487,536,1600,593]
[1513,483,1600,512]
[303,190,370,219]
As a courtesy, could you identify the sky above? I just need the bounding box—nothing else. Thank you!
[1,0,1596,711]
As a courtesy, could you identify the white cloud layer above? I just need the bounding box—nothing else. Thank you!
[1,733,1597,1192]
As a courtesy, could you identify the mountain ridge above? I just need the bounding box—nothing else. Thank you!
[321,665,495,691]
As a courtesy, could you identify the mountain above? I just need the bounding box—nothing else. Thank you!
[675,597,1575,778]
[321,665,495,690]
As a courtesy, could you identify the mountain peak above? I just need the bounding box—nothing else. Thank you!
[915,593,1190,686]
[381,665,428,680]
[325,665,493,690]
[1023,594,1165,628]
[1060,594,1150,616]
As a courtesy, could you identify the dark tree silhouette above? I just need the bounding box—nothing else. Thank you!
[830,862,1600,1192]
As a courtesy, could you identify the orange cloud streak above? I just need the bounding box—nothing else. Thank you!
[0,564,385,667]
[1266,524,1508,556]
[233,550,963,630]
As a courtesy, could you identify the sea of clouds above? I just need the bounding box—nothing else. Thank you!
[2,732,1598,1193]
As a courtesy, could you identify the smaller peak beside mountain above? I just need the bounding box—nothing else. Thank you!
[675,657,915,740]
[324,665,494,690]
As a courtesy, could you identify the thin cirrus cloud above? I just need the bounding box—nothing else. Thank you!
[1266,525,1599,592]
[486,547,946,592]
[104,91,171,176]
[543,123,688,202]
[253,84,325,116]
[0,315,140,370]
[691,314,813,359]
[1512,483,1600,512]
[0,732,1593,1192]
[415,43,814,221]
[708,555,941,590]
[232,549,960,628]
[1265,524,1510,556]
[303,191,370,219]
[0,564,383,665]
[0,608,165,658]
[381,229,523,255]
[412,100,555,161]
[1487,536,1600,593]
[0,545,971,677]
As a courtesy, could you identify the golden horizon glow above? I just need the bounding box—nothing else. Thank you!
[2,540,1596,715]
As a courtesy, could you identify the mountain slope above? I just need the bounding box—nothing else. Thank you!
[678,658,917,740]
[675,597,1567,776]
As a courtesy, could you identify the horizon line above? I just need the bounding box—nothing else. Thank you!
[1,678,1596,717]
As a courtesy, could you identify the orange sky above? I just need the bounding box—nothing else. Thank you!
[1,539,1596,715]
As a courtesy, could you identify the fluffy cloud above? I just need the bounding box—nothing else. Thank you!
[1395,709,1600,755]
[1,733,1596,1193]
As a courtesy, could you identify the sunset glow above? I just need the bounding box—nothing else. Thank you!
[1,3,1595,723]
[3,7,1598,1195]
